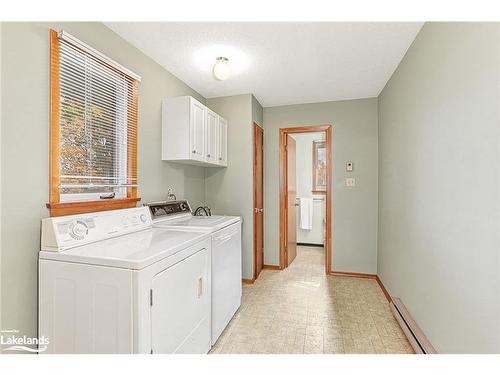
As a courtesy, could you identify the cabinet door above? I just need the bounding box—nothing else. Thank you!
[151,248,211,354]
[218,116,228,166]
[205,109,219,164]
[190,99,206,162]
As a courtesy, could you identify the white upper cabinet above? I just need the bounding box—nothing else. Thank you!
[162,96,227,167]
[218,117,228,167]
[205,109,219,165]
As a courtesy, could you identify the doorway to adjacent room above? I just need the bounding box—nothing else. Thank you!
[279,125,332,274]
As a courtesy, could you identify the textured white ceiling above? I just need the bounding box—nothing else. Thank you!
[105,22,423,107]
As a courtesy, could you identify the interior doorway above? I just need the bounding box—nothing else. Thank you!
[279,125,332,274]
[253,123,264,280]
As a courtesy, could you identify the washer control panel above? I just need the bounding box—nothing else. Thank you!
[68,220,89,240]
[145,200,192,220]
[41,207,152,252]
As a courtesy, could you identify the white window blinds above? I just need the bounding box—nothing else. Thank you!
[57,31,140,202]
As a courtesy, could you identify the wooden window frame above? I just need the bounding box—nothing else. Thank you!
[312,139,327,194]
[47,29,140,217]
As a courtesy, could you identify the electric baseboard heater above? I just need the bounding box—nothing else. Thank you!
[389,297,437,354]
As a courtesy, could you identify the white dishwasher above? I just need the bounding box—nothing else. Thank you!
[146,200,242,345]
[211,222,242,341]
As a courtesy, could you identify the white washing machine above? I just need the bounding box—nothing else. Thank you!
[39,207,212,354]
[145,200,242,345]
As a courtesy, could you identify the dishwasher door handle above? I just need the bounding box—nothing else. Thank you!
[197,277,203,298]
[214,234,231,243]
[214,231,238,245]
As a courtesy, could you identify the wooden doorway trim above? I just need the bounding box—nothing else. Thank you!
[253,123,264,281]
[279,125,332,274]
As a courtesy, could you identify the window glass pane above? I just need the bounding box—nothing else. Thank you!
[58,39,129,199]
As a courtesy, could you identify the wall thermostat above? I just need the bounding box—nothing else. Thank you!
[346,161,354,172]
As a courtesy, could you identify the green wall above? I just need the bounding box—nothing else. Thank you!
[263,98,379,273]
[252,94,263,127]
[378,22,500,353]
[205,94,255,279]
[0,22,207,340]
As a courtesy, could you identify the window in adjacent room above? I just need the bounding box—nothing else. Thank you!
[312,140,327,194]
[48,29,141,216]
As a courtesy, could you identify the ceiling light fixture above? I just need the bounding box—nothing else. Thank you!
[213,57,230,81]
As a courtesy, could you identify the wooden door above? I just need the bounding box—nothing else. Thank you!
[253,124,264,280]
[286,135,297,266]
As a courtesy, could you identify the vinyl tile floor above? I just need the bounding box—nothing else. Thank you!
[210,246,414,354]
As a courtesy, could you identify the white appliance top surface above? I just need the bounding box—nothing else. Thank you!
[154,215,240,232]
[39,228,209,270]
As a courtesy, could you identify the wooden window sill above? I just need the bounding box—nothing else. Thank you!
[46,197,141,217]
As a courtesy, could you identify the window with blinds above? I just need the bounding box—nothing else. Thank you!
[48,29,141,216]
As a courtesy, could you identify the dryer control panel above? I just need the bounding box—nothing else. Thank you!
[41,207,152,252]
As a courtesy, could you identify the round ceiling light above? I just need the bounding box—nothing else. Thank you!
[213,57,230,81]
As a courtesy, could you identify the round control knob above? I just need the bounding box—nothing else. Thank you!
[180,203,187,211]
[140,214,148,223]
[69,220,88,240]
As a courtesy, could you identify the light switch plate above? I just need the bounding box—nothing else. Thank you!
[346,161,354,172]
[345,177,356,187]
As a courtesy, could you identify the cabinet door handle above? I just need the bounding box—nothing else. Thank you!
[192,150,196,154]
[207,154,211,157]
[219,157,222,160]
[197,277,203,298]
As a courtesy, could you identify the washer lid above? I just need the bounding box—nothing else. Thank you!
[39,228,209,270]
[154,215,240,232]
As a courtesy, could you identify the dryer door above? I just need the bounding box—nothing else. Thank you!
[151,247,211,354]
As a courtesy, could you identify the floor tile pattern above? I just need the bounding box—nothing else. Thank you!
[211,246,414,354]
